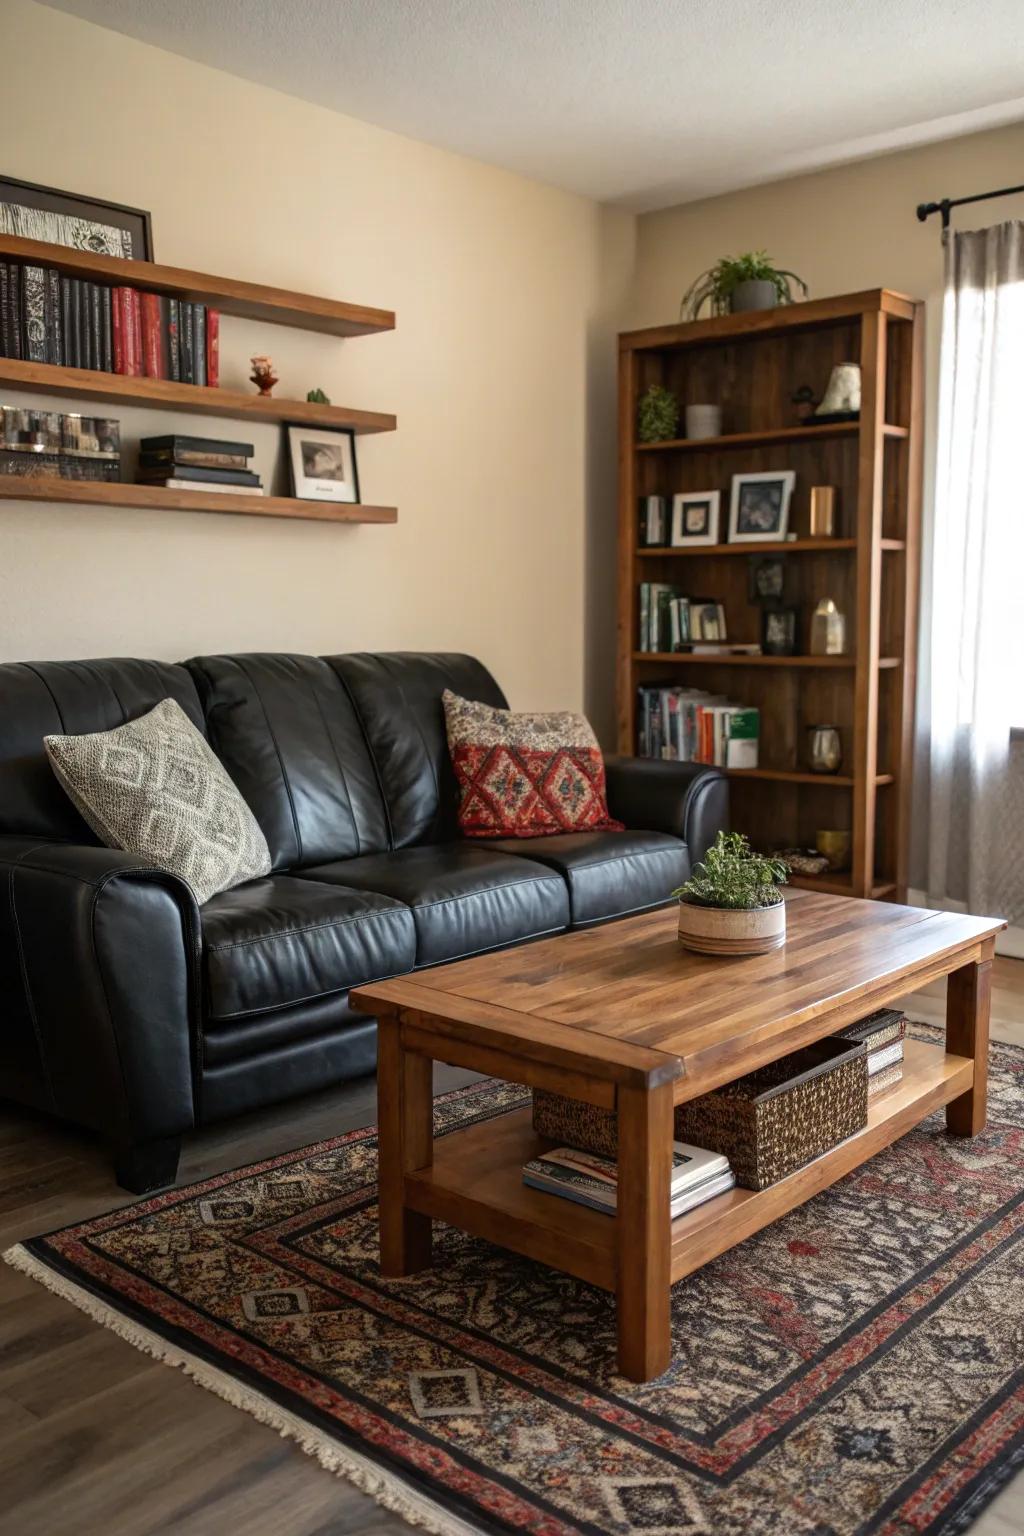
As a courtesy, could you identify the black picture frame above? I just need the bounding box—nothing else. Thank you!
[762,605,799,656]
[0,175,154,261]
[749,556,786,603]
[286,423,361,504]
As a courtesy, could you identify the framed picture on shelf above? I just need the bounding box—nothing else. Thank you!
[691,601,727,641]
[0,175,153,260]
[670,489,720,547]
[287,425,361,503]
[748,555,786,602]
[728,471,795,543]
[762,605,799,656]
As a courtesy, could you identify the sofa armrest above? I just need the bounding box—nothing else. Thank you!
[0,836,201,1150]
[603,757,729,865]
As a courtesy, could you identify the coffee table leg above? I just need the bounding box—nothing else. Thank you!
[616,1081,673,1381]
[945,952,992,1137]
[377,1015,434,1275]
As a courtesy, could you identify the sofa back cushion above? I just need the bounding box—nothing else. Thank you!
[0,657,206,839]
[326,653,507,848]
[186,653,389,869]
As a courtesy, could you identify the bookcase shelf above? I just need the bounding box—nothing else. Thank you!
[618,288,924,900]
[0,234,394,337]
[0,233,397,526]
[0,477,397,525]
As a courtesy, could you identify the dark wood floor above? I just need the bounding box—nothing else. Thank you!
[2,959,1023,1535]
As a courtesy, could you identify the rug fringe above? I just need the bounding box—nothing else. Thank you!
[3,1243,484,1536]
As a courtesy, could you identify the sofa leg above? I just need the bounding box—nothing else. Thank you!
[113,1134,182,1194]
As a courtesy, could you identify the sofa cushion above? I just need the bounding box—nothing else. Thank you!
[187,653,389,871]
[0,657,205,840]
[478,829,688,927]
[201,874,416,1020]
[325,653,507,848]
[301,843,569,967]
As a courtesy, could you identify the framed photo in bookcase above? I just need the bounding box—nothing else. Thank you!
[0,176,153,261]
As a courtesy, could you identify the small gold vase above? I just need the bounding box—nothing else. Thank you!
[810,598,846,656]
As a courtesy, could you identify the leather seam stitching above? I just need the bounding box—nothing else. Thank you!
[22,660,69,734]
[331,660,395,851]
[381,656,442,843]
[305,671,361,858]
[235,656,304,867]
[208,903,412,953]
[561,848,681,877]
[409,873,566,914]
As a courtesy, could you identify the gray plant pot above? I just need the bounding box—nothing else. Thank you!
[729,279,778,313]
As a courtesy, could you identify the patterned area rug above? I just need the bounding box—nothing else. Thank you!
[6,1029,1024,1536]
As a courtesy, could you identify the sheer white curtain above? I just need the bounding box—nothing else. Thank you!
[927,221,1024,919]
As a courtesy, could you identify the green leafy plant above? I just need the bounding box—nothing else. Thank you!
[637,383,679,443]
[306,387,331,404]
[680,252,808,320]
[673,830,788,910]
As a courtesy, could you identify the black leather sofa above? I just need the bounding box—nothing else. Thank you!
[0,652,727,1191]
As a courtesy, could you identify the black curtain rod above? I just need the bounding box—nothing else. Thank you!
[917,182,1024,230]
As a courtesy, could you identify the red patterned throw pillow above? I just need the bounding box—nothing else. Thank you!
[443,689,623,839]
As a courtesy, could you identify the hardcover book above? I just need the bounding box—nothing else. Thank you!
[44,267,62,366]
[166,298,181,382]
[141,292,164,379]
[140,434,255,457]
[60,276,74,367]
[206,308,220,388]
[193,305,206,387]
[21,265,46,362]
[180,302,194,384]
[100,287,113,373]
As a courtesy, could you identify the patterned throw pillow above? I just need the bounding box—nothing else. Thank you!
[442,689,623,839]
[45,697,272,904]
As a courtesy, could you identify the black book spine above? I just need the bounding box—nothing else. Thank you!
[70,279,82,369]
[45,267,62,365]
[100,285,113,372]
[60,276,74,367]
[89,283,102,372]
[7,265,22,359]
[22,264,47,362]
[193,304,206,387]
[77,281,91,370]
[0,264,9,357]
[166,298,181,381]
[180,301,194,384]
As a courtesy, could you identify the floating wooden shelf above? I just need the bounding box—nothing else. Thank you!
[0,477,397,525]
[0,357,395,433]
[0,233,394,337]
[726,768,895,787]
[632,651,901,669]
[636,421,909,454]
[637,538,906,557]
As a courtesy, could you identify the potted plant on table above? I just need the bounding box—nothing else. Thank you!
[673,831,788,956]
[680,252,808,320]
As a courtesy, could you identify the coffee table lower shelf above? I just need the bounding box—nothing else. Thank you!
[403,1040,973,1293]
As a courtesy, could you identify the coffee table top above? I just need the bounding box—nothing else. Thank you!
[352,890,1003,1099]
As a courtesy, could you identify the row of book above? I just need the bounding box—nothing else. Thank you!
[523,1142,735,1219]
[638,582,761,656]
[136,434,262,496]
[0,261,219,386]
[838,1009,906,1097]
[0,404,120,483]
[637,685,759,767]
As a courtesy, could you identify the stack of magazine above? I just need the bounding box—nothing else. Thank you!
[523,1141,735,1218]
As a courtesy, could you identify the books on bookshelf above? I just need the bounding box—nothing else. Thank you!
[523,1142,735,1218]
[0,405,120,482]
[637,583,762,656]
[837,1009,907,1097]
[637,685,759,768]
[0,260,219,386]
[136,434,261,496]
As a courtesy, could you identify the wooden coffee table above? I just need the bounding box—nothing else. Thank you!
[351,890,1003,1382]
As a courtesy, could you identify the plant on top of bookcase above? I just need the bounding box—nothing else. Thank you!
[672,830,788,956]
[679,252,808,320]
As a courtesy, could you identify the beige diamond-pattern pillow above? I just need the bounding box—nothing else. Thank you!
[45,697,272,904]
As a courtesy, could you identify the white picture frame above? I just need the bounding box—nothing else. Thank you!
[670,490,720,547]
[728,471,795,542]
[287,425,361,503]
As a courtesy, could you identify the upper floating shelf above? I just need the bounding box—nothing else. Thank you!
[636,422,908,453]
[0,233,394,338]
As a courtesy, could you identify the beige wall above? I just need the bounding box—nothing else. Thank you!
[0,0,632,716]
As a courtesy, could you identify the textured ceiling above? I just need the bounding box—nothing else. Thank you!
[42,0,1024,210]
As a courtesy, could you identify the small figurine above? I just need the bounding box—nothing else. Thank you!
[306,387,331,405]
[250,355,278,398]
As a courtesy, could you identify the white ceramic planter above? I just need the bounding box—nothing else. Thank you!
[677,897,786,956]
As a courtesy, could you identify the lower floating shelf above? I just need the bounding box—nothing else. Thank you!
[403,1042,971,1292]
[0,476,397,525]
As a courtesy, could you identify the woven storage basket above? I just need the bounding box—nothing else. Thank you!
[675,1036,868,1190]
[533,1089,619,1157]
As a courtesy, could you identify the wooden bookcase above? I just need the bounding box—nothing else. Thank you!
[617,289,923,901]
[0,232,396,525]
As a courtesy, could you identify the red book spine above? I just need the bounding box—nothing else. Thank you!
[206,308,220,388]
[112,288,125,374]
[126,288,142,376]
[141,291,164,378]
